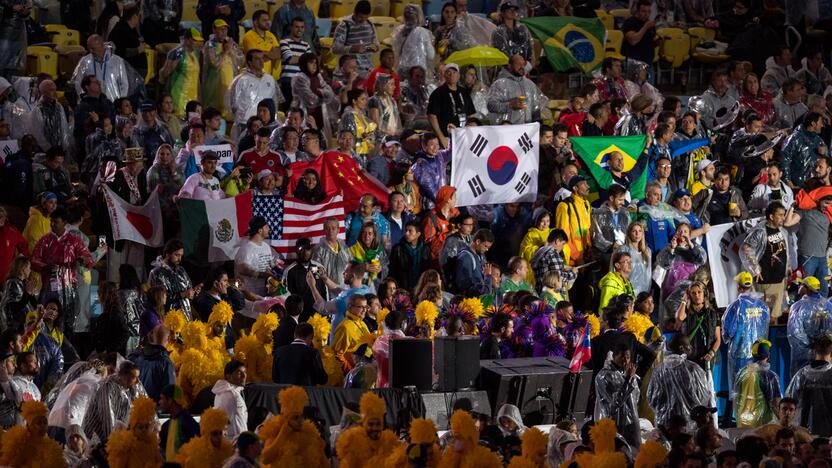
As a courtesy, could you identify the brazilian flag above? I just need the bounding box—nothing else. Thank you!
[570,135,649,199]
[521,17,606,75]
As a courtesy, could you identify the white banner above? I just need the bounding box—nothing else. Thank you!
[103,186,164,247]
[706,217,762,307]
[450,123,540,206]
[193,144,234,166]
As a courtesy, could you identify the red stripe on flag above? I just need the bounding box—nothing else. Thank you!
[234,191,254,237]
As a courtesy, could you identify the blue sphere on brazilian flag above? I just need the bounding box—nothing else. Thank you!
[522,17,606,74]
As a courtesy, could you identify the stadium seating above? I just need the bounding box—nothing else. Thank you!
[370,16,398,44]
[687,26,730,85]
[55,45,86,80]
[329,0,359,18]
[595,9,614,30]
[26,46,58,80]
[656,27,690,84]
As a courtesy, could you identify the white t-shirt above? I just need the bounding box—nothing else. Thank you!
[234,239,280,296]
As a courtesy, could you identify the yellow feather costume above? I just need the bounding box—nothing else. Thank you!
[260,387,329,467]
[176,408,234,468]
[384,418,441,468]
[573,418,626,468]
[437,411,502,468]
[634,440,668,468]
[233,313,279,382]
[207,301,234,367]
[164,309,187,369]
[337,393,401,468]
[415,301,439,338]
[508,427,550,467]
[0,401,65,468]
[107,397,162,468]
[177,321,224,404]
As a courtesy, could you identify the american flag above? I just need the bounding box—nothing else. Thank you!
[252,193,346,258]
[569,322,592,373]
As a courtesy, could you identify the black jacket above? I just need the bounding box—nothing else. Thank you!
[73,94,115,157]
[192,289,245,349]
[272,316,298,349]
[590,329,656,379]
[272,341,328,386]
[388,240,429,292]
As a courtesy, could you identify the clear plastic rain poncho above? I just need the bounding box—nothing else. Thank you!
[623,60,664,111]
[687,87,736,131]
[71,44,143,103]
[457,14,496,51]
[733,360,780,428]
[646,352,711,427]
[739,222,796,278]
[786,361,832,437]
[391,5,435,78]
[485,68,546,124]
[656,242,707,296]
[226,69,284,125]
[147,256,195,321]
[781,125,828,187]
[786,293,832,376]
[0,0,29,76]
[594,358,641,440]
[0,79,28,139]
[722,291,769,390]
[44,360,99,409]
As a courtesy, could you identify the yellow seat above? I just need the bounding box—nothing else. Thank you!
[688,27,729,84]
[49,28,80,46]
[319,38,337,70]
[605,29,623,58]
[655,28,689,84]
[145,48,156,84]
[55,44,86,80]
[609,8,630,18]
[307,0,321,17]
[390,0,421,19]
[368,0,389,16]
[181,0,199,22]
[370,16,398,44]
[26,47,58,80]
[245,0,269,15]
[45,24,67,33]
[329,0,358,18]
[595,9,614,30]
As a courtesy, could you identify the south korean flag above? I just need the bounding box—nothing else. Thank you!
[450,123,540,207]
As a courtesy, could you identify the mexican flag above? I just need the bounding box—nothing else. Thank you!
[179,192,253,261]
[569,135,649,200]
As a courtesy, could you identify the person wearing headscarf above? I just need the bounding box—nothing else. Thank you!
[106,396,163,468]
[175,408,234,467]
[0,401,65,467]
[292,53,339,142]
[392,5,435,78]
[259,386,329,467]
[147,143,184,237]
[336,392,401,468]
[369,74,403,137]
[734,339,781,428]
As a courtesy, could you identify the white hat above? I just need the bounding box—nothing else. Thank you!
[445,63,460,73]
[695,159,714,173]
[257,169,274,181]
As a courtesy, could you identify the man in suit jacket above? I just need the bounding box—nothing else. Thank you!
[272,322,328,386]
[272,294,303,348]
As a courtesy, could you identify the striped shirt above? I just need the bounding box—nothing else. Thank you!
[279,38,311,81]
[332,16,378,75]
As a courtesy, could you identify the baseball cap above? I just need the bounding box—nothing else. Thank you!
[752,339,772,359]
[690,406,717,419]
[213,19,229,28]
[672,188,691,200]
[567,175,587,190]
[444,63,460,73]
[184,27,204,42]
[247,216,268,236]
[799,276,821,292]
[695,159,714,173]
[382,135,400,148]
[735,271,754,288]
[139,100,155,112]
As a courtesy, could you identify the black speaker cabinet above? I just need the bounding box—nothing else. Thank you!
[390,338,433,390]
[434,335,481,392]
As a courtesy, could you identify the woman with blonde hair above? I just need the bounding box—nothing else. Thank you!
[414,269,442,300]
[615,222,652,295]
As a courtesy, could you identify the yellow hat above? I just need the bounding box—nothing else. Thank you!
[735,271,754,288]
[185,27,204,42]
[800,276,821,292]
[213,19,229,28]
[359,392,386,421]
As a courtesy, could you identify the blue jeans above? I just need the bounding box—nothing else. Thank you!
[800,255,829,296]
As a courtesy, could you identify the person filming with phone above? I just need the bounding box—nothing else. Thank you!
[283,237,333,321]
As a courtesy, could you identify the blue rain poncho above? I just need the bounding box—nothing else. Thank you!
[786,293,832,377]
[722,291,769,391]
[786,361,832,437]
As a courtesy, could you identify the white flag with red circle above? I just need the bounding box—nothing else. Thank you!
[450,123,540,207]
[103,186,164,247]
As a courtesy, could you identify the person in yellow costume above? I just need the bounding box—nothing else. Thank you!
[177,320,224,404]
[207,300,234,363]
[332,295,372,372]
[0,400,65,467]
[233,312,279,382]
[308,312,344,386]
[160,28,203,118]
[507,427,549,468]
[175,408,234,468]
[555,175,592,265]
[203,20,244,121]
[337,392,401,468]
[106,396,164,468]
[437,410,501,468]
[384,418,441,468]
[260,386,329,467]
[164,308,187,370]
[519,208,554,286]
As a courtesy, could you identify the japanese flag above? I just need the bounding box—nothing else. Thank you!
[450,123,540,207]
[103,186,164,247]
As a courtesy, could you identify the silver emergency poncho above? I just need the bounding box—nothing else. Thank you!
[485,68,546,124]
[786,293,832,376]
[647,352,711,428]
[147,257,194,320]
[71,46,142,103]
[688,87,736,131]
[786,361,832,437]
[738,220,795,279]
[594,358,640,433]
[391,5,435,78]
[781,125,827,187]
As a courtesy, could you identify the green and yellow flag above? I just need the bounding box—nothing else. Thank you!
[569,135,649,199]
[521,17,606,74]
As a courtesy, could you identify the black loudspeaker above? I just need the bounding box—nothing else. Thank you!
[480,357,592,426]
[420,391,491,430]
[434,336,481,391]
[390,339,433,390]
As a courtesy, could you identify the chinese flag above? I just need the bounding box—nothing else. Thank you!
[288,151,390,212]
